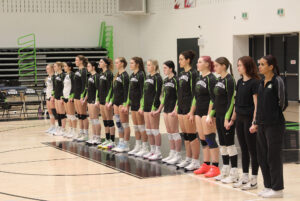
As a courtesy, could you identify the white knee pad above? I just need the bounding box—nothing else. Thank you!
[66,114,71,120]
[146,129,152,136]
[70,115,77,121]
[220,146,228,156]
[172,133,181,141]
[122,123,129,128]
[133,125,139,132]
[151,129,160,136]
[138,125,145,132]
[49,114,55,119]
[227,145,238,156]
[167,133,172,140]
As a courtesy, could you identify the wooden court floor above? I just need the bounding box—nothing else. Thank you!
[0,104,299,201]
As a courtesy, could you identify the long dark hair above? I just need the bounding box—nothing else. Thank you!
[262,55,280,75]
[180,50,196,65]
[215,57,233,76]
[89,61,100,73]
[65,62,74,72]
[131,57,145,73]
[238,56,260,79]
[164,60,176,75]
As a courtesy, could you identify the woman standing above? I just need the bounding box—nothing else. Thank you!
[52,62,66,136]
[229,56,260,190]
[123,57,147,156]
[84,61,101,145]
[188,56,220,178]
[45,64,56,134]
[139,60,162,160]
[207,57,238,183]
[63,62,77,138]
[97,58,115,149]
[175,50,199,171]
[154,61,182,164]
[109,57,130,153]
[250,55,287,198]
[74,55,89,141]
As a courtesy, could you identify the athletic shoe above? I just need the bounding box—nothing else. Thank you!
[115,143,130,153]
[204,165,220,178]
[233,173,249,188]
[185,159,200,171]
[221,168,239,184]
[63,129,69,137]
[215,165,230,181]
[49,127,57,135]
[60,128,67,137]
[258,188,272,197]
[241,179,258,190]
[75,130,84,141]
[77,133,88,142]
[128,143,141,155]
[167,152,182,165]
[194,163,210,175]
[162,150,175,163]
[98,139,109,149]
[94,136,102,145]
[262,190,283,198]
[104,140,115,149]
[143,149,155,159]
[135,144,149,157]
[149,151,162,161]
[86,135,96,144]
[177,157,192,168]
[67,129,74,138]
[112,142,122,152]
[54,127,63,136]
[45,126,54,133]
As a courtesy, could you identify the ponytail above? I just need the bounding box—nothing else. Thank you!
[163,60,176,75]
[215,57,233,76]
[131,57,145,73]
[262,55,280,75]
[76,55,88,67]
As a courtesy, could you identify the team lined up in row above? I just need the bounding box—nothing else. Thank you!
[45,52,286,198]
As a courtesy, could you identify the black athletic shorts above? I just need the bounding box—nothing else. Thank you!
[131,103,140,112]
[194,108,208,117]
[63,98,68,103]
[177,105,190,115]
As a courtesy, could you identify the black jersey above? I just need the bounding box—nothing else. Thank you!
[110,71,129,106]
[73,68,88,99]
[161,76,178,113]
[63,71,75,99]
[140,73,163,112]
[53,72,66,99]
[97,69,113,105]
[86,73,99,104]
[125,70,146,108]
[177,68,198,113]
[235,78,259,116]
[211,73,236,120]
[192,73,217,115]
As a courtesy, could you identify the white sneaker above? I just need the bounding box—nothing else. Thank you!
[67,129,74,138]
[112,142,121,151]
[149,151,162,161]
[241,182,258,190]
[221,168,239,184]
[115,142,130,153]
[94,136,102,145]
[167,152,182,165]
[185,159,200,171]
[54,127,63,136]
[128,144,141,155]
[143,150,155,159]
[77,133,88,142]
[262,189,283,198]
[215,165,230,181]
[233,173,249,188]
[162,150,175,163]
[258,188,271,197]
[86,135,95,144]
[104,140,115,149]
[62,129,69,137]
[75,130,84,141]
[45,126,54,133]
[49,127,57,135]
[177,157,192,168]
[135,145,149,157]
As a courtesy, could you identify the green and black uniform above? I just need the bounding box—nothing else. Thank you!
[124,70,145,111]
[140,73,162,112]
[192,73,217,117]
[86,73,99,104]
[97,69,113,105]
[74,68,88,100]
[161,76,178,113]
[63,71,75,103]
[177,68,198,115]
[52,72,66,100]
[110,71,129,106]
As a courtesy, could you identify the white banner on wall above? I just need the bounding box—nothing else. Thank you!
[174,0,196,9]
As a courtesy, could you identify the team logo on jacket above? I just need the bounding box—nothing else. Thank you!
[56,77,61,81]
[100,75,107,80]
[88,77,95,83]
[196,80,206,88]
[130,77,138,82]
[179,75,189,82]
[215,82,225,89]
[75,72,81,77]
[116,77,122,83]
[145,79,154,84]
[268,84,272,89]
[164,82,175,88]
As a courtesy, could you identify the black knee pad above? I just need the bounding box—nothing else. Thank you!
[60,114,67,119]
[51,109,58,120]
[77,114,82,120]
[189,133,197,141]
[205,133,219,149]
[108,120,114,127]
[116,121,122,128]
[103,120,109,127]
[81,114,87,120]
[183,133,189,141]
[200,139,208,147]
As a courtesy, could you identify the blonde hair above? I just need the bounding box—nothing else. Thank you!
[148,59,159,72]
[55,61,64,69]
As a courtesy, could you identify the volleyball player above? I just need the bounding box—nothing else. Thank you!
[45,64,56,134]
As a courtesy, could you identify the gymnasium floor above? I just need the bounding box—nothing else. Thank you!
[0,103,299,201]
